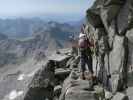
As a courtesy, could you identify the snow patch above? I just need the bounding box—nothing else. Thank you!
[17,74,25,81]
[8,90,24,100]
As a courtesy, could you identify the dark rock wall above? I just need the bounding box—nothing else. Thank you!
[86,0,133,92]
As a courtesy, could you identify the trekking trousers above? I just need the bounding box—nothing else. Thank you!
[80,55,93,74]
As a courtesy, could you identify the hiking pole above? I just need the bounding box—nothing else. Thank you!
[96,56,98,77]
[106,52,111,90]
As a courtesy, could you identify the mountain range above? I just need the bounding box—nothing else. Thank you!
[0,18,83,66]
[0,18,82,38]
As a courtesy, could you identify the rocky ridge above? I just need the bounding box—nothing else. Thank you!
[0,20,76,66]
[0,0,133,100]
[23,0,133,99]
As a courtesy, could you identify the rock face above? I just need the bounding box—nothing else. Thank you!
[22,49,73,100]
[1,0,133,100]
[86,0,132,93]
[24,60,55,100]
[109,35,128,92]
[59,71,95,100]
[112,92,129,100]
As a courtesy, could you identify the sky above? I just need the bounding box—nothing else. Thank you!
[0,0,95,21]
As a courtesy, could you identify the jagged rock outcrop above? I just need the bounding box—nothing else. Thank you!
[0,48,74,100]
[55,68,71,85]
[22,49,73,100]
[59,71,95,100]
[24,60,55,100]
[86,0,133,94]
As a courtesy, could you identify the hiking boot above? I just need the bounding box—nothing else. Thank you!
[80,72,85,80]
[80,75,85,80]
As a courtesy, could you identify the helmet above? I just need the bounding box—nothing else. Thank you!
[79,33,86,39]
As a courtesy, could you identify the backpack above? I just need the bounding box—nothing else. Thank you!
[79,38,93,56]
[78,38,87,48]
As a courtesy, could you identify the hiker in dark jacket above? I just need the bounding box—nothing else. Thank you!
[78,31,94,80]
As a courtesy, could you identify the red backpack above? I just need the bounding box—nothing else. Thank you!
[78,38,87,48]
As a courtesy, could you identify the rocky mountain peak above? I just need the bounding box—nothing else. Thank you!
[0,0,133,100]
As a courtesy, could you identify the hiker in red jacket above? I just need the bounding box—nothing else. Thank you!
[78,29,94,80]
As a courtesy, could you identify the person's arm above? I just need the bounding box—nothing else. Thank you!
[87,38,94,47]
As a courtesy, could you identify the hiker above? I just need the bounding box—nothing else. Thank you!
[78,27,94,80]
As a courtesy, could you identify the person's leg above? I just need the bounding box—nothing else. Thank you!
[80,56,86,79]
[86,55,93,74]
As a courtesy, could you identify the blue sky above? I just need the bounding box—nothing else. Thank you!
[0,0,95,21]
